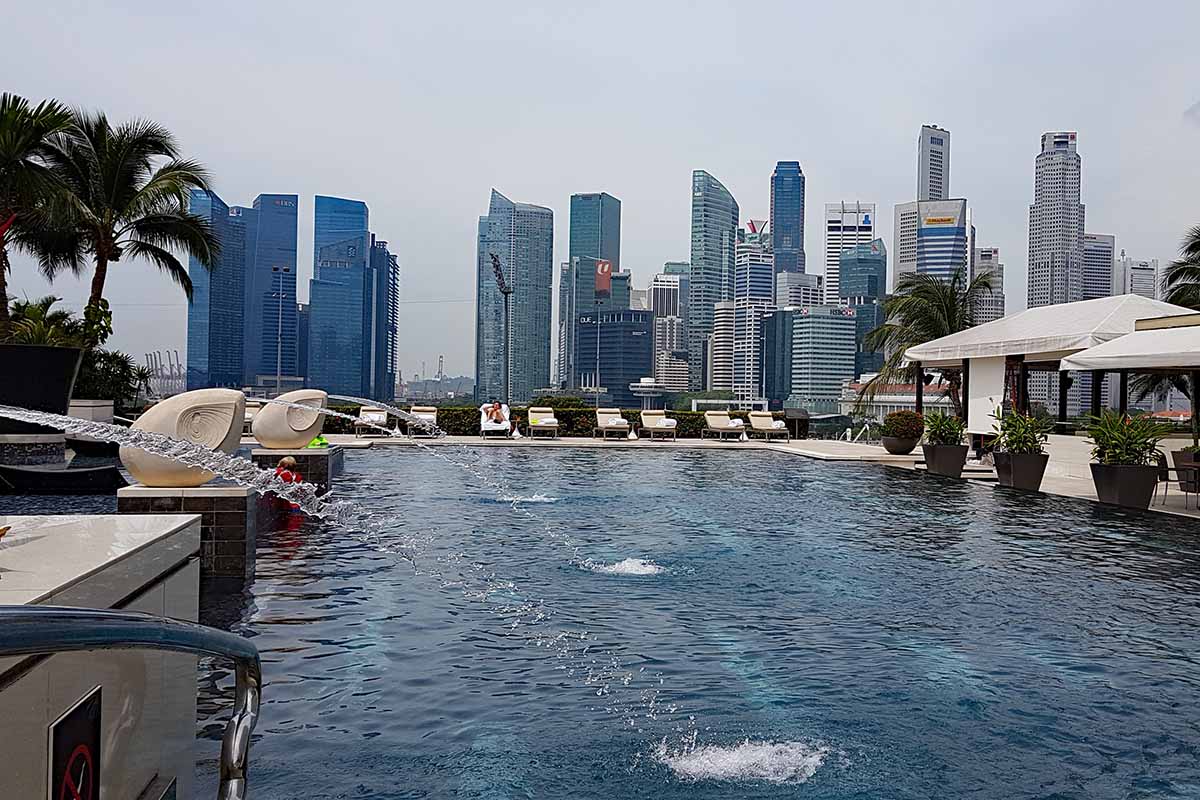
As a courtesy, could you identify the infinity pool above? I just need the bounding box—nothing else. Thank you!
[184,446,1200,798]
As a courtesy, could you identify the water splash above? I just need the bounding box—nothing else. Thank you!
[590,558,666,576]
[655,737,830,784]
[497,493,558,504]
[5,403,696,752]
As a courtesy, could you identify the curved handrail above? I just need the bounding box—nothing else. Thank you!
[0,605,261,800]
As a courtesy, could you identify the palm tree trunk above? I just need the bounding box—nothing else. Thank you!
[88,255,108,310]
[0,241,10,328]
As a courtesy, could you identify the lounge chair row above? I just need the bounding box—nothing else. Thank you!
[351,405,788,441]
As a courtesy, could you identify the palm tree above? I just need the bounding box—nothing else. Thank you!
[859,267,995,417]
[0,93,73,328]
[40,110,219,322]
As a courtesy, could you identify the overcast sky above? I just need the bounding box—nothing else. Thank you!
[6,0,1199,379]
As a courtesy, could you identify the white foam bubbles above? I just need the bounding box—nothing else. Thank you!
[590,558,666,576]
[498,493,559,504]
[656,739,829,784]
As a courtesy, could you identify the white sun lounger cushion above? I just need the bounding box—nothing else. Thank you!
[772,420,786,429]
[657,418,677,428]
[607,417,626,427]
[727,419,744,427]
[531,416,558,426]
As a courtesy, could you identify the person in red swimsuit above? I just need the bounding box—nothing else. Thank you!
[275,456,304,512]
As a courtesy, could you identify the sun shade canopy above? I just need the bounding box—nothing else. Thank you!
[903,295,1193,366]
[1059,325,1200,372]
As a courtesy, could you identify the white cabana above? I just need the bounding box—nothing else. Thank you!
[904,294,1193,366]
[902,295,1194,434]
[1059,324,1200,372]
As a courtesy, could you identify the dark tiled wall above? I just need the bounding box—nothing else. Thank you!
[117,493,259,579]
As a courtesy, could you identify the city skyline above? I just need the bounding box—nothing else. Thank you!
[5,3,1199,377]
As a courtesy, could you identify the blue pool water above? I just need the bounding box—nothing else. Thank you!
[176,448,1200,796]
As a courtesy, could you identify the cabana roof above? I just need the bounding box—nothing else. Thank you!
[1059,324,1200,372]
[904,294,1193,367]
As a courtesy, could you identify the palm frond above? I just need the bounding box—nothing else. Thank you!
[121,240,193,299]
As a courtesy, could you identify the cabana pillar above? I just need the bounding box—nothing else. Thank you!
[1118,370,1129,416]
[1090,371,1103,417]
[1018,362,1029,414]
[914,362,924,414]
[1057,373,1069,424]
[960,360,970,420]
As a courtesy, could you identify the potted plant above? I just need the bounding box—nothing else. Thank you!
[992,411,1054,491]
[921,411,969,478]
[1086,410,1173,509]
[880,410,923,455]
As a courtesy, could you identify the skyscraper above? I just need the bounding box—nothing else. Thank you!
[838,239,887,376]
[689,171,739,389]
[186,190,302,392]
[1113,251,1160,299]
[789,305,857,413]
[761,308,797,409]
[565,192,621,388]
[893,199,970,282]
[307,196,371,396]
[186,189,242,389]
[1082,233,1116,300]
[1028,132,1086,410]
[1028,132,1085,308]
[776,272,823,307]
[918,125,951,201]
[574,310,653,407]
[770,161,806,273]
[649,270,689,391]
[731,225,775,403]
[367,236,400,400]
[475,189,554,404]
[972,247,1006,323]
[823,202,875,303]
[239,194,299,386]
[708,301,735,392]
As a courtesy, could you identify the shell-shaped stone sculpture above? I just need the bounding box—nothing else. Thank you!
[119,389,246,487]
[251,389,328,449]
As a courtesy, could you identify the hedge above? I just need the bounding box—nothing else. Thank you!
[319,405,801,438]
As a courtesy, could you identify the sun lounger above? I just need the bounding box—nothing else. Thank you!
[594,408,630,440]
[702,410,744,441]
[479,403,513,438]
[526,406,559,438]
[748,410,789,441]
[354,406,392,437]
[408,405,438,437]
[640,409,677,441]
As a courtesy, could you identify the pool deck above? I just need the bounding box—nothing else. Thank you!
[241,433,1196,521]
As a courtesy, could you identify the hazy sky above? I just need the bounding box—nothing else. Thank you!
[6,1,1199,379]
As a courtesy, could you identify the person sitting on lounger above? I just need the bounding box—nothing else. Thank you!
[486,401,506,424]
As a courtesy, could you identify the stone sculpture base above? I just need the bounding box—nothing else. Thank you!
[0,433,66,466]
[250,446,344,495]
[118,485,259,580]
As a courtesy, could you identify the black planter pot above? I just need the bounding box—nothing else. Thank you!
[0,344,83,435]
[882,435,919,455]
[1090,463,1160,509]
[994,451,1049,491]
[922,444,969,478]
[1172,450,1198,492]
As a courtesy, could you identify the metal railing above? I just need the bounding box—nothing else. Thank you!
[0,605,261,800]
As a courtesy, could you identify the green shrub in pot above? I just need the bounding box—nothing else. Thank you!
[921,411,968,478]
[991,411,1054,491]
[880,410,923,455]
[1086,410,1173,508]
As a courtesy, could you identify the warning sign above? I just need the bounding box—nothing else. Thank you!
[49,686,101,800]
